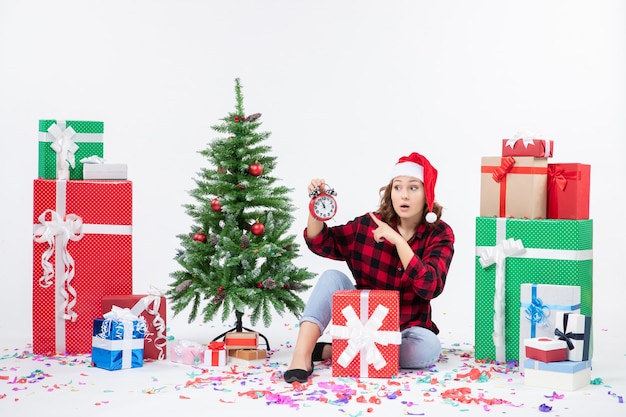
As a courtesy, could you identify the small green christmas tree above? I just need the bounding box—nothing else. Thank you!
[168,78,315,338]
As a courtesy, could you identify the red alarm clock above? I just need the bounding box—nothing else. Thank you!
[309,185,338,221]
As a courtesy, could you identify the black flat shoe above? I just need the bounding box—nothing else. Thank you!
[312,342,332,362]
[284,361,314,384]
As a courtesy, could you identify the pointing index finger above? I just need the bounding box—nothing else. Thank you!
[369,212,382,225]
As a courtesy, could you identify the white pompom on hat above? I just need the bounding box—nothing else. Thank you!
[390,152,438,223]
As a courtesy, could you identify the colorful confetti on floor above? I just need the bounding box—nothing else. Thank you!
[1,324,624,417]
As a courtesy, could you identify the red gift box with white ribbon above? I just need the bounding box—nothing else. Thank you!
[331,290,401,378]
[102,292,167,360]
[502,137,554,158]
[32,179,133,354]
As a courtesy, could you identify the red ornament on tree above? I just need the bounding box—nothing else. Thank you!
[257,283,264,288]
[248,161,263,176]
[234,115,240,122]
[251,221,265,236]
[193,232,207,243]
[211,198,222,211]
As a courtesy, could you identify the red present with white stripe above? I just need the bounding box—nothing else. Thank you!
[32,179,133,354]
[331,290,401,378]
[102,292,167,360]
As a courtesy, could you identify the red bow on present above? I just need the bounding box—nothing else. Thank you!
[492,157,516,183]
[548,166,568,191]
[208,341,225,350]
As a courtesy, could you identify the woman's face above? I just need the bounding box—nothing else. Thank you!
[390,176,426,221]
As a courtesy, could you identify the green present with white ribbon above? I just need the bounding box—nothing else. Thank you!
[38,119,104,180]
[474,217,592,363]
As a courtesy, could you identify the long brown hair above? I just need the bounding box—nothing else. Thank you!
[377,182,443,226]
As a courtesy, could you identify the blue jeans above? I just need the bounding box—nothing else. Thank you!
[300,269,441,369]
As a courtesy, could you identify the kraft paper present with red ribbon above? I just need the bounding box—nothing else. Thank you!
[204,341,227,366]
[32,179,133,354]
[331,290,401,378]
[524,337,569,363]
[102,290,167,360]
[91,306,146,371]
[228,349,267,361]
[224,332,258,350]
[170,339,204,365]
[547,163,591,220]
[480,156,548,219]
[502,137,554,158]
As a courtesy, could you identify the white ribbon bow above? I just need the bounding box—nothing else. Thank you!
[48,122,79,179]
[332,304,402,371]
[504,131,543,149]
[33,209,84,321]
[478,238,525,362]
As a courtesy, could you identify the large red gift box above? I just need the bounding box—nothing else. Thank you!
[102,293,167,360]
[547,163,591,220]
[32,179,133,354]
[480,156,548,219]
[502,138,554,158]
[331,290,401,378]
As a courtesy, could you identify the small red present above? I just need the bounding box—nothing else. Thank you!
[502,137,554,158]
[547,163,591,219]
[524,337,568,362]
[224,332,258,350]
[32,179,133,354]
[331,290,401,378]
[204,341,227,366]
[102,292,167,360]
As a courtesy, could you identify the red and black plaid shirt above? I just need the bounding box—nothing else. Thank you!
[304,212,455,334]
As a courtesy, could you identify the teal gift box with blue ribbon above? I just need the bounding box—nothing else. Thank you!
[92,308,146,371]
[474,217,593,363]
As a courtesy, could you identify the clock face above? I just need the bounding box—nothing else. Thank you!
[310,194,337,221]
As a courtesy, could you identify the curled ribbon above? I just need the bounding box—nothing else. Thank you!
[332,304,402,371]
[491,156,516,183]
[524,295,550,330]
[130,286,168,360]
[48,122,79,179]
[33,209,84,321]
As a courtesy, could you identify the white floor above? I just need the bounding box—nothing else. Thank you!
[1,319,624,417]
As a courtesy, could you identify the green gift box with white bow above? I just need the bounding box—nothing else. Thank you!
[38,119,104,180]
[474,217,593,363]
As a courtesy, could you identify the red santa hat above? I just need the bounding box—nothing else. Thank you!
[389,152,438,223]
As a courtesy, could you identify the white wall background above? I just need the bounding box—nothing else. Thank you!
[1,1,624,344]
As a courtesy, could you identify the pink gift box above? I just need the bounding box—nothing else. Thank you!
[524,337,568,362]
[170,340,204,365]
[331,290,401,378]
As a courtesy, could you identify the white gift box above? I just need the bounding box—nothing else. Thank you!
[519,283,580,370]
[83,163,128,180]
[554,312,592,361]
[523,358,591,391]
